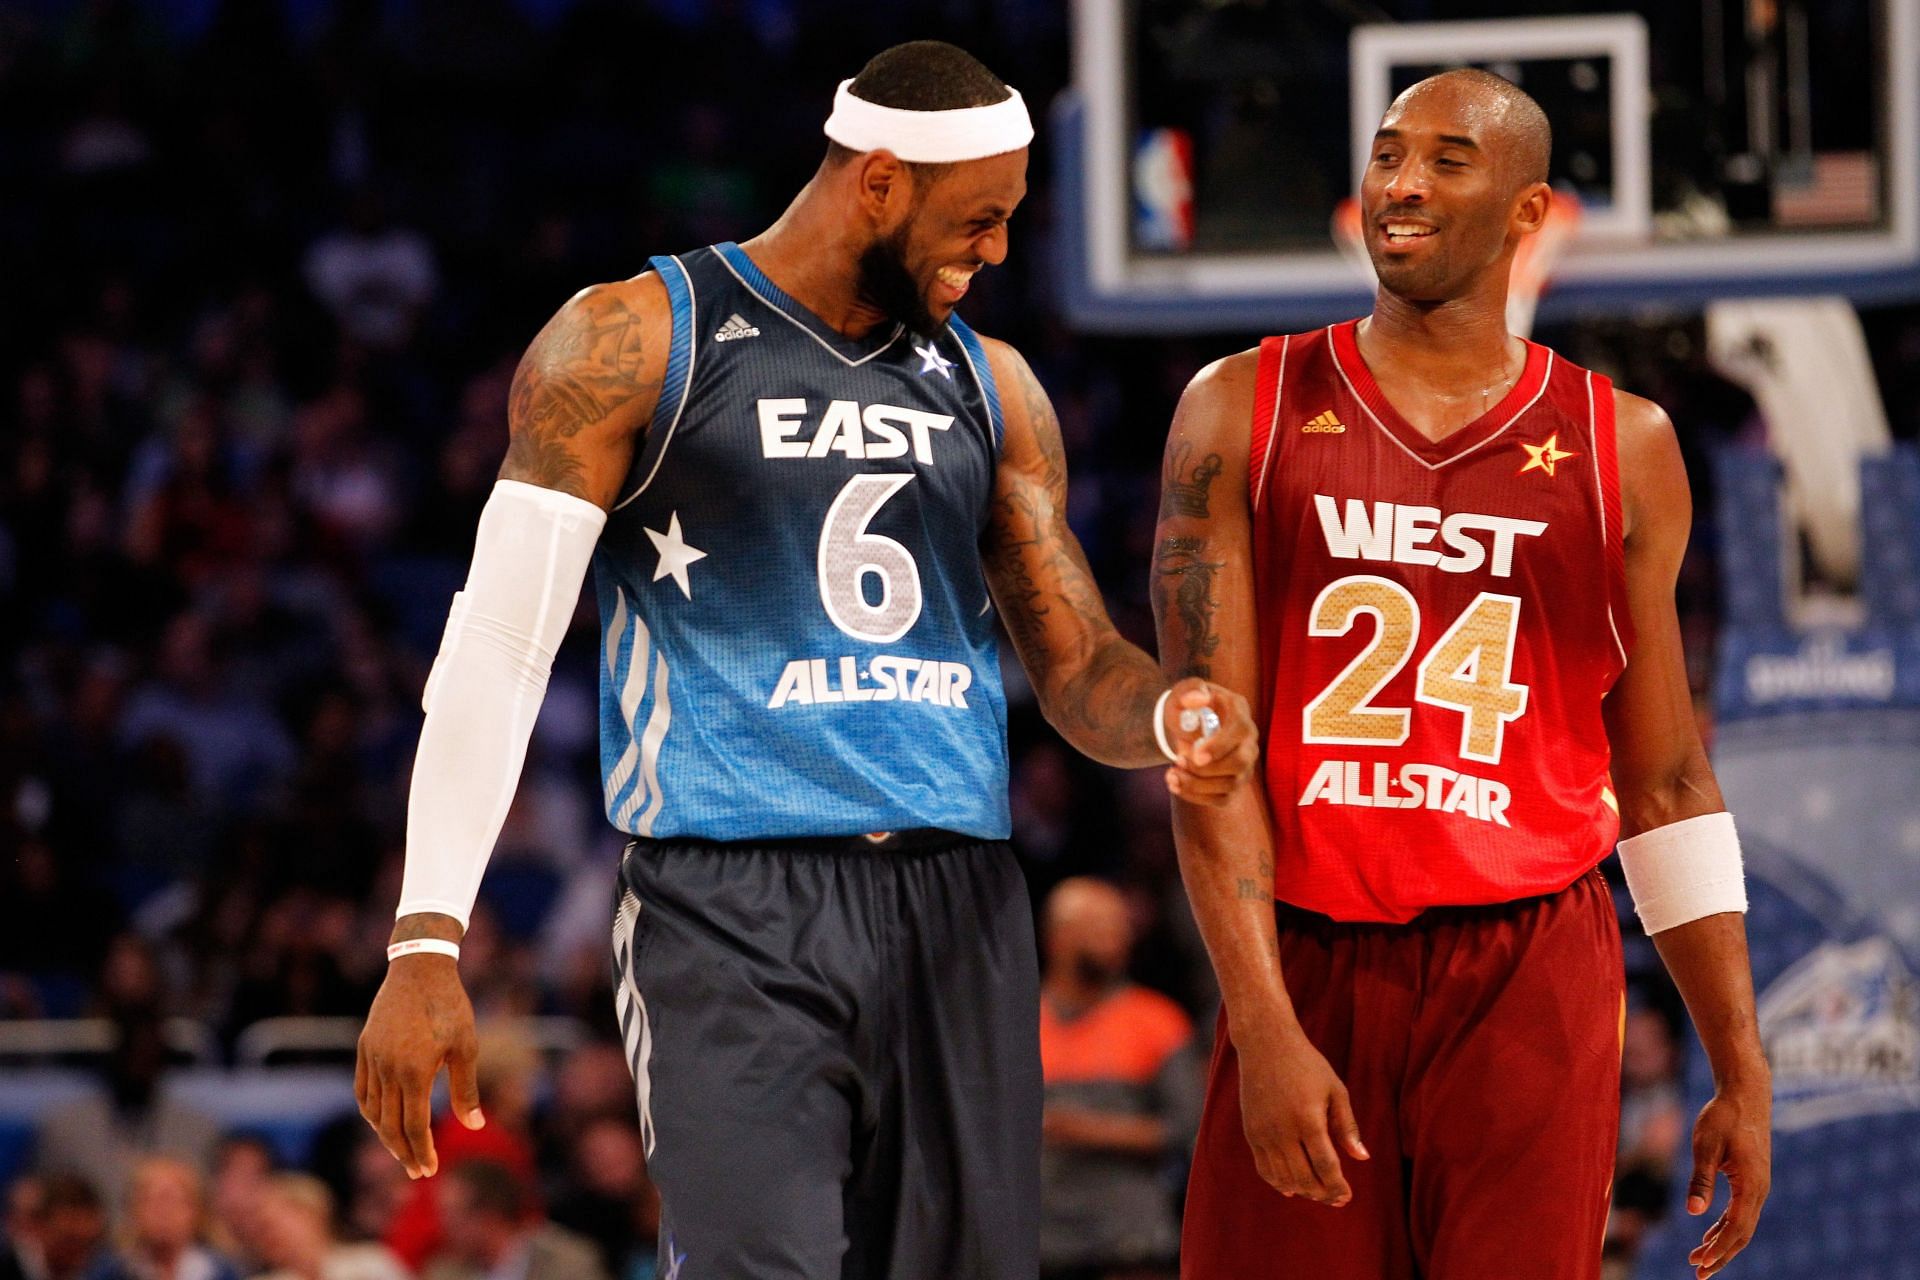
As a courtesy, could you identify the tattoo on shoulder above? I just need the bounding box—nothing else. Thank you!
[1163,442,1223,518]
[1153,535,1223,679]
[501,288,653,499]
[1013,354,1066,493]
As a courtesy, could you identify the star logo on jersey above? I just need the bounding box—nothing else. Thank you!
[645,511,708,599]
[913,341,956,380]
[1517,433,1578,478]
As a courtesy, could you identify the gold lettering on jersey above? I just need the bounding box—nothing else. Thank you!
[1297,758,1513,828]
[757,399,954,466]
[1313,495,1548,578]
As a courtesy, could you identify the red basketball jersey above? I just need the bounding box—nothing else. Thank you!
[1248,320,1633,923]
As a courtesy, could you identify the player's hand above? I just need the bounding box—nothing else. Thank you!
[1163,677,1259,806]
[1684,1071,1771,1278]
[355,953,485,1179]
[1235,1018,1368,1206]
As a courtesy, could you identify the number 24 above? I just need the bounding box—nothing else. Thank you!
[1303,575,1528,765]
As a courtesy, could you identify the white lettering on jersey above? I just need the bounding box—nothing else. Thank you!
[1297,758,1513,827]
[757,399,954,466]
[767,655,973,710]
[1312,495,1548,578]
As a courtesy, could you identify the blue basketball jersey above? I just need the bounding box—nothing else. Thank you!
[591,242,1012,841]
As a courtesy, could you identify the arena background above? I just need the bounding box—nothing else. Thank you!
[2,2,1917,1278]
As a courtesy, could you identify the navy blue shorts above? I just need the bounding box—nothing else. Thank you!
[612,830,1042,1279]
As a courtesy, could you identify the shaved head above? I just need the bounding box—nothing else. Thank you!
[1045,876,1129,939]
[1360,65,1556,304]
[1390,68,1551,190]
[1044,877,1133,990]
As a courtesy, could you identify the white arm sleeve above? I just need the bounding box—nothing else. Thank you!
[396,479,607,929]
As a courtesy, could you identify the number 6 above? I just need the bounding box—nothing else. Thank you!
[818,474,922,644]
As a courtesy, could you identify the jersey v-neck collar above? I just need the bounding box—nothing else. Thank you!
[1329,318,1552,469]
[712,241,907,367]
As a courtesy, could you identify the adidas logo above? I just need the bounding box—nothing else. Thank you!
[713,313,760,342]
[1302,410,1346,434]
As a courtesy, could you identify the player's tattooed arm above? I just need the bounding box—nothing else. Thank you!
[1605,391,1769,1277]
[499,274,671,508]
[1155,354,1367,1208]
[990,347,1160,753]
[1153,444,1228,678]
[1152,354,1280,941]
[979,339,1257,797]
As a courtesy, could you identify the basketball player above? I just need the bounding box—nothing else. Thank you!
[1155,70,1770,1279]
[353,42,1259,1280]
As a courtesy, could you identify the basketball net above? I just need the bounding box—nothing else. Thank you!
[1330,191,1582,340]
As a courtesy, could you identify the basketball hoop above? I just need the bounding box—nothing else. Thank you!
[1330,191,1582,340]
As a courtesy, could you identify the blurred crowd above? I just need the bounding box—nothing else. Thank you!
[4,2,1920,1279]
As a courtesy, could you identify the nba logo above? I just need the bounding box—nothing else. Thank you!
[1133,127,1194,251]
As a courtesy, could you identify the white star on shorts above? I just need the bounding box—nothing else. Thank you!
[914,341,956,380]
[645,512,708,599]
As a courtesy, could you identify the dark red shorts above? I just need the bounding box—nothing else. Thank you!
[1182,868,1624,1280]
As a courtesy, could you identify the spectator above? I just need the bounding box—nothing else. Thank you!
[302,190,438,352]
[2,1175,46,1280]
[537,1042,634,1154]
[286,384,403,553]
[1037,879,1202,1280]
[545,1118,657,1280]
[252,1176,405,1280]
[0,839,124,991]
[1606,1006,1689,1265]
[36,1011,221,1214]
[426,1160,606,1280]
[101,1158,238,1280]
[382,1022,539,1272]
[37,1176,115,1280]
[115,611,295,811]
[1618,1007,1688,1180]
[341,1137,409,1249]
[204,1138,273,1274]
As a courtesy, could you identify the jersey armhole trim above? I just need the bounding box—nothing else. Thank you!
[612,254,697,512]
[948,315,1004,454]
[1249,335,1290,512]
[1588,371,1634,665]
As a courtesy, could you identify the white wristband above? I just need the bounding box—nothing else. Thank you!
[1153,688,1180,763]
[1616,811,1748,935]
[387,939,461,963]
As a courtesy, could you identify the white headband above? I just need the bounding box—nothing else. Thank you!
[823,78,1034,163]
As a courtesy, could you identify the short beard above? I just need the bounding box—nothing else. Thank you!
[1072,954,1124,990]
[856,225,940,337]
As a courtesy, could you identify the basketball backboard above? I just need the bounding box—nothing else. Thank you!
[1057,0,1920,333]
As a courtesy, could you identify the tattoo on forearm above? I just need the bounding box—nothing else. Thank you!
[501,288,652,500]
[985,356,1097,688]
[1153,535,1224,679]
[987,522,1053,683]
[1054,635,1163,748]
[1163,442,1223,518]
[982,354,1166,761]
[1236,878,1265,900]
